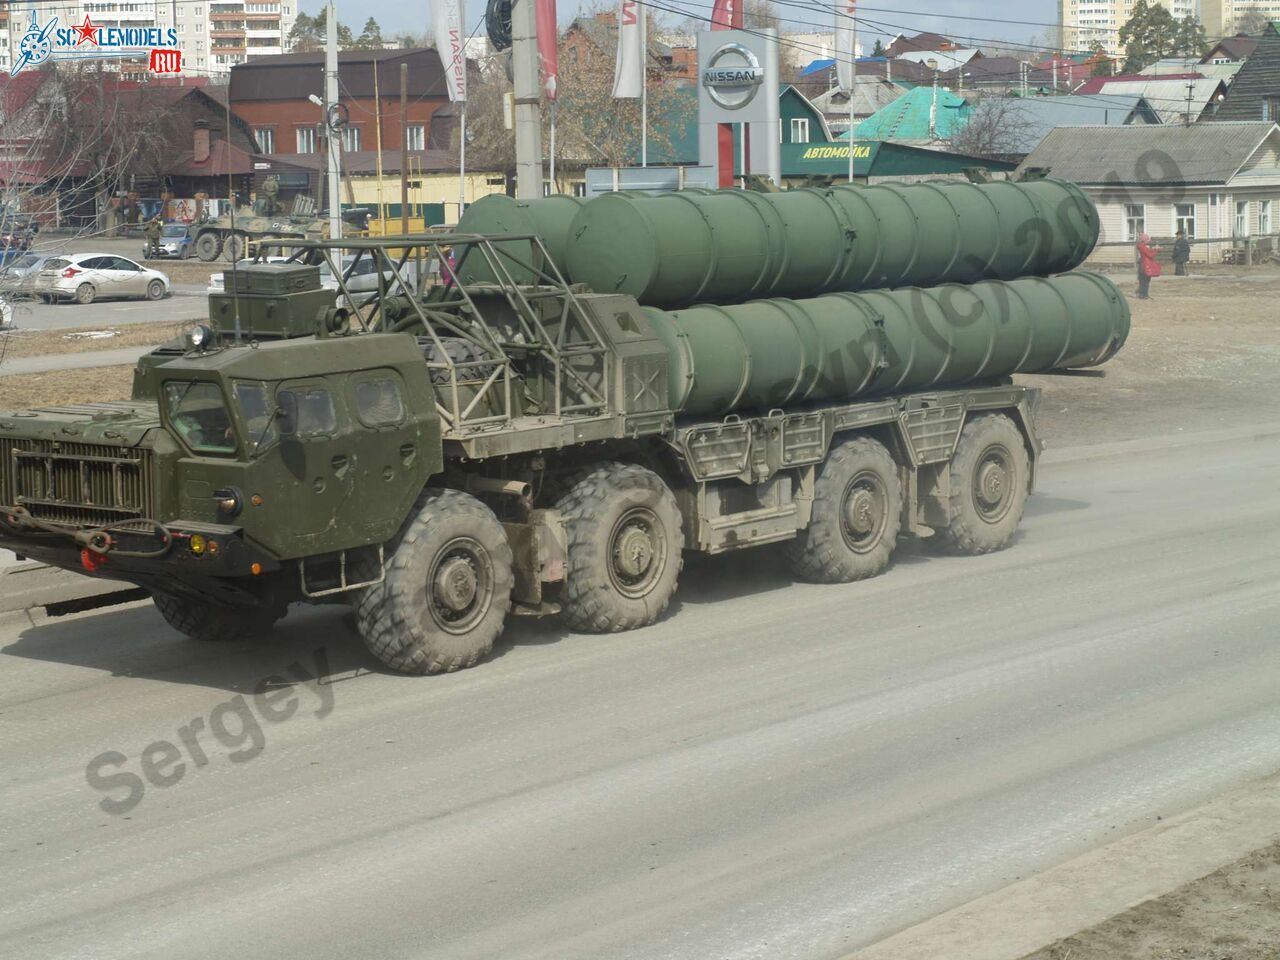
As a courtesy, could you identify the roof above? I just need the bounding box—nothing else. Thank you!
[854,85,970,141]
[1015,122,1279,184]
[167,138,255,178]
[811,77,905,118]
[799,57,933,84]
[1202,35,1259,61]
[1074,71,1202,95]
[1077,77,1226,122]
[996,95,1161,155]
[1213,24,1280,122]
[885,32,956,56]
[230,48,452,102]
[1138,57,1203,74]
[893,48,981,71]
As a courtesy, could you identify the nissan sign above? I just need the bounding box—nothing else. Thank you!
[701,43,765,110]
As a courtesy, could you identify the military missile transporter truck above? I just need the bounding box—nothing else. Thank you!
[0,178,1129,674]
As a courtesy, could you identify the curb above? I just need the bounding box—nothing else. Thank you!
[844,774,1280,960]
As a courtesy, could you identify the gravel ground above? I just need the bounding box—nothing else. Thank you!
[1024,840,1280,960]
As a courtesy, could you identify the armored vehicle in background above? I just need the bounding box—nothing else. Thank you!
[0,179,1130,676]
[192,189,329,263]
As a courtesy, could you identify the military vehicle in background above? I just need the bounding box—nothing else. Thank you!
[192,178,330,262]
[0,178,1129,676]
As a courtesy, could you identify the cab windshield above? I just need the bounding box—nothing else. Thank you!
[164,380,236,454]
[234,380,278,455]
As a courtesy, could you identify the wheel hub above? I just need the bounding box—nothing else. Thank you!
[614,524,654,579]
[844,489,878,536]
[433,556,478,612]
[977,460,1007,507]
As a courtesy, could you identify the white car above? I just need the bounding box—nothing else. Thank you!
[35,253,170,304]
[205,255,415,296]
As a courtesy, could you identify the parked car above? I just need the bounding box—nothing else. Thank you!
[320,254,418,294]
[0,253,54,298]
[144,223,196,260]
[34,253,170,304]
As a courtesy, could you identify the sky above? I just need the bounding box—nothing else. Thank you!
[301,0,1065,55]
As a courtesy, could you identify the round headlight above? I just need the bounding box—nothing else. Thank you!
[188,324,215,351]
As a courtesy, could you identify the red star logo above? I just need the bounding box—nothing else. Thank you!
[73,15,98,46]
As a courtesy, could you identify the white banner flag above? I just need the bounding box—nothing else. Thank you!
[433,0,467,102]
[835,0,856,92]
[612,0,645,99]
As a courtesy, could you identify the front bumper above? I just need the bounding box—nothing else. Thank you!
[0,510,280,588]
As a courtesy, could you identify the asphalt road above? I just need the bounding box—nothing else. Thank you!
[1,429,1278,960]
[5,290,206,332]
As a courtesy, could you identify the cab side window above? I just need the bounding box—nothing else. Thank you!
[353,376,405,427]
[278,386,336,437]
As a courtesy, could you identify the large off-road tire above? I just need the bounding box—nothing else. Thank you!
[786,435,902,583]
[556,462,684,633]
[74,282,96,305]
[195,231,222,262]
[145,278,165,300]
[355,488,513,674]
[153,592,281,642]
[224,233,246,262]
[939,413,1031,555]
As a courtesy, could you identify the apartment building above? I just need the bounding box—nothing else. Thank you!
[1202,0,1280,37]
[1062,0,1196,56]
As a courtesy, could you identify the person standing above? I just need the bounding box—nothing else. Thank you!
[1173,229,1191,276]
[144,215,163,259]
[1135,232,1161,300]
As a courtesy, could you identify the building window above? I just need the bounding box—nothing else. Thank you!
[789,117,810,143]
[253,128,274,153]
[572,182,586,197]
[1265,98,1280,122]
[1235,200,1249,237]
[341,126,361,152]
[1124,203,1145,241]
[1174,202,1195,238]
[296,127,316,153]
[404,124,425,151]
[1261,199,1272,235]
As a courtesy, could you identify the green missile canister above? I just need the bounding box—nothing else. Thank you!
[641,271,1128,417]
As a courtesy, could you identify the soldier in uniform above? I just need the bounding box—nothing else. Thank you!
[144,215,164,259]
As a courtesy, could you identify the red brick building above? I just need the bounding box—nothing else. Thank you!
[228,48,451,159]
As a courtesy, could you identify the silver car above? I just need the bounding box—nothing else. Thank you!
[0,253,54,298]
[35,253,170,304]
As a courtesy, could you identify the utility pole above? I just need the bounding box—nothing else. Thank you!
[1183,79,1194,126]
[400,62,409,234]
[511,0,543,200]
[324,0,342,242]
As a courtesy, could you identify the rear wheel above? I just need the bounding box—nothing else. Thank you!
[939,414,1030,555]
[145,278,165,300]
[195,231,222,262]
[556,462,683,633]
[786,436,901,583]
[355,488,513,674]
[153,592,281,642]
[74,282,95,305]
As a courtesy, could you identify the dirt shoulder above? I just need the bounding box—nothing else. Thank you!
[1024,840,1280,960]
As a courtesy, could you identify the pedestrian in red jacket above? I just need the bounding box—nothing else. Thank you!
[1135,233,1161,300]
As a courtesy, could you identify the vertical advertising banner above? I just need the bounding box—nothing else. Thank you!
[433,0,467,101]
[612,0,644,98]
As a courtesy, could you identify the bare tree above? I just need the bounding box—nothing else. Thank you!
[1233,9,1271,35]
[948,97,1037,159]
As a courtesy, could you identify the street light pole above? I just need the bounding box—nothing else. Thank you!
[325,0,342,241]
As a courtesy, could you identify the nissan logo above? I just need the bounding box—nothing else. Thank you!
[701,43,764,110]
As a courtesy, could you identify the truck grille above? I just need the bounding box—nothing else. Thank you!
[0,438,155,527]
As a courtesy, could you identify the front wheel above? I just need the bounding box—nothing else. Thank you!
[153,592,281,642]
[146,278,165,300]
[938,414,1031,555]
[555,462,683,633]
[355,488,513,674]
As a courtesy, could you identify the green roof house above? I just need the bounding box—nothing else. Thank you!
[852,86,971,142]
